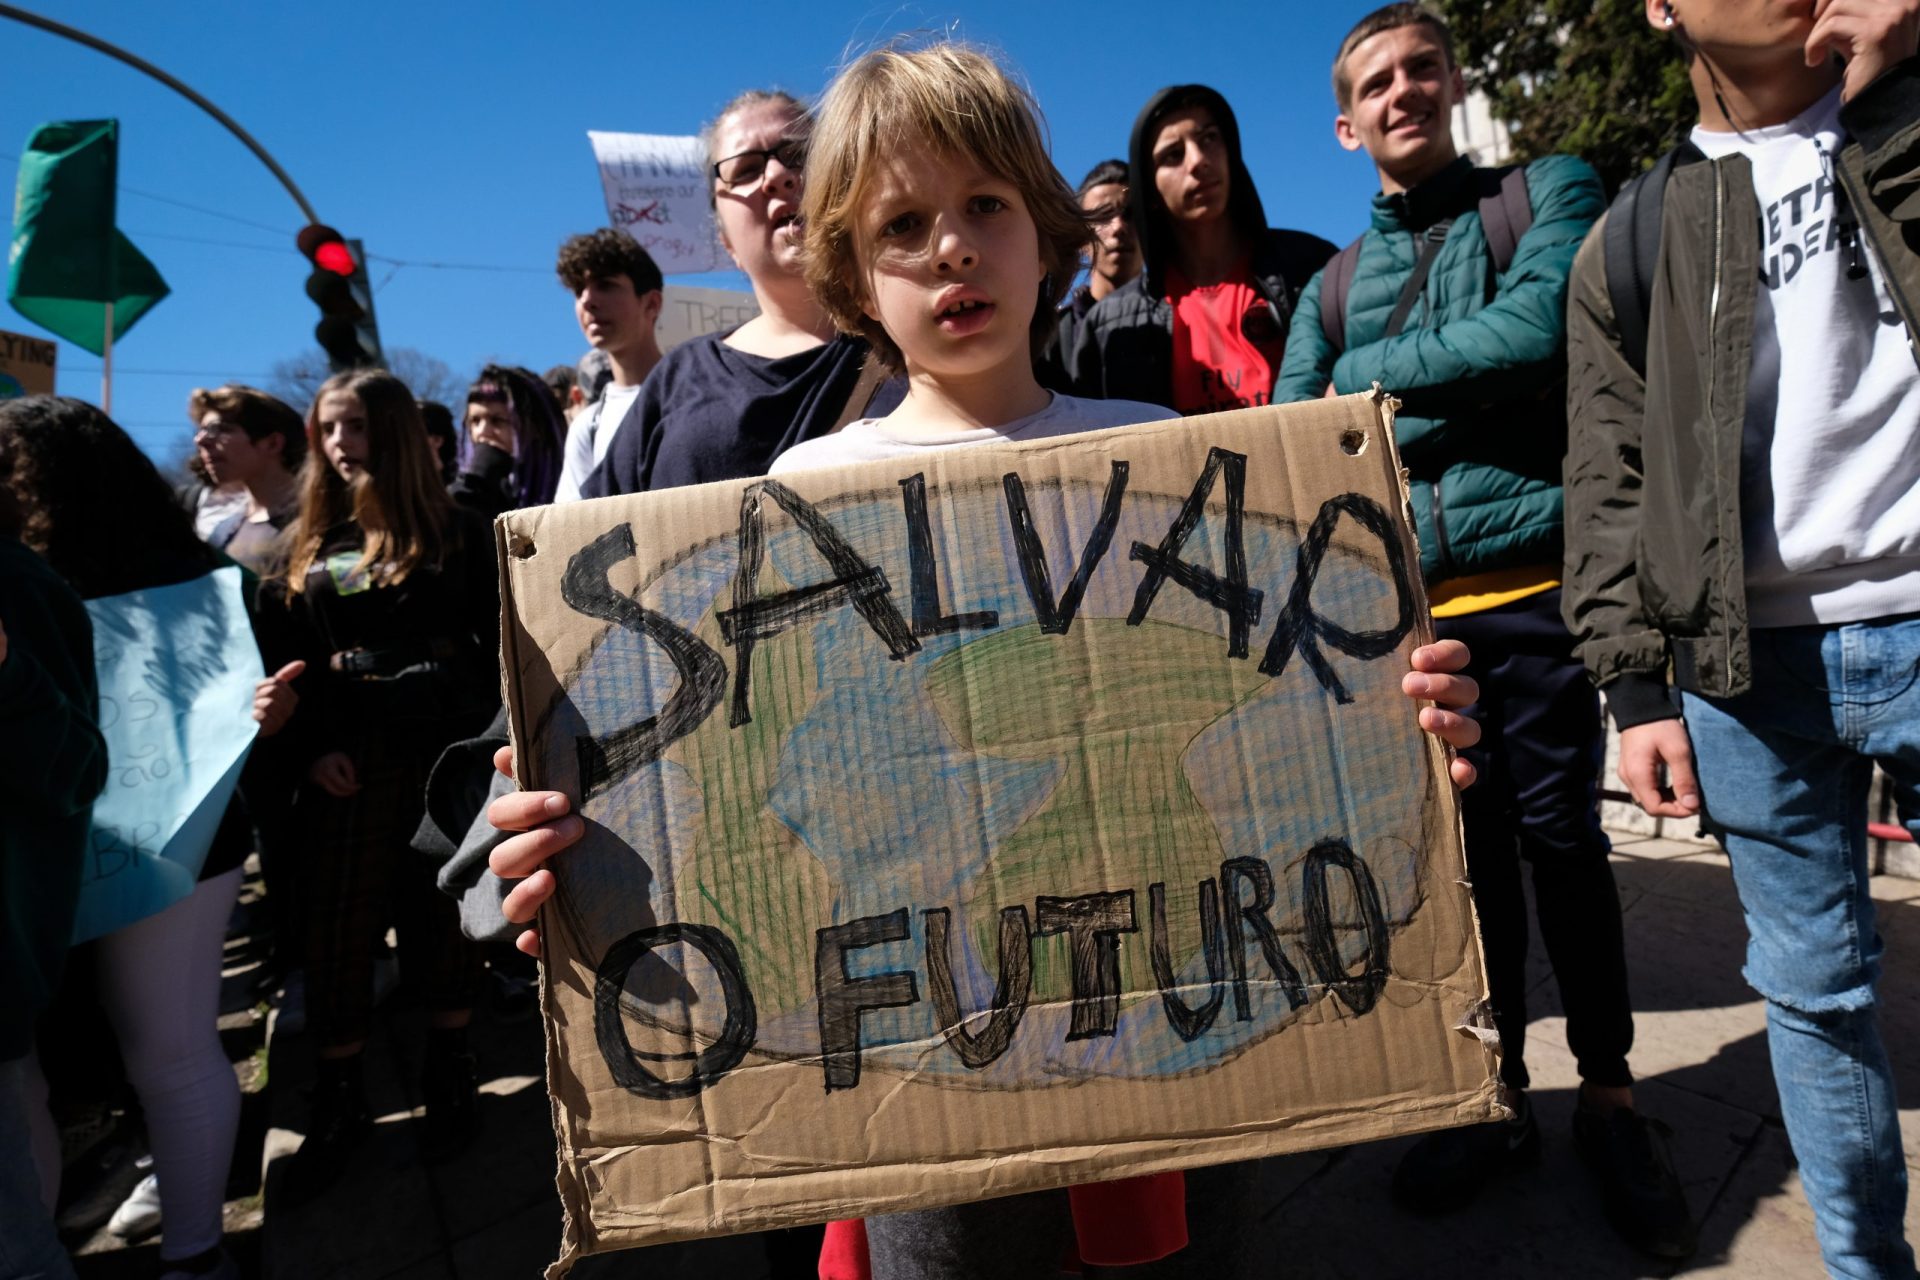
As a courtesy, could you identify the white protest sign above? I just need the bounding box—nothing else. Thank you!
[75,567,263,941]
[587,132,720,275]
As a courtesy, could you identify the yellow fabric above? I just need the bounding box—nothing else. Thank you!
[1428,564,1561,618]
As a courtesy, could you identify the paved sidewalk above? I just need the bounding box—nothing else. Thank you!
[248,831,1920,1279]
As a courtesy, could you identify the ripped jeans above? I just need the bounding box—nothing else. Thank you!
[1684,613,1920,1280]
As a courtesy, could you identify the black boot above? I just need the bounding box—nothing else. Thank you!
[1572,1101,1697,1259]
[1392,1088,1540,1213]
[283,1055,371,1206]
[420,1026,479,1162]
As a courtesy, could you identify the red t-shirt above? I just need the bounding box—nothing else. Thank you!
[1167,261,1284,416]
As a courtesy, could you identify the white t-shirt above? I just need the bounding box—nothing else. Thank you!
[554,381,644,503]
[1691,89,1920,627]
[768,393,1175,475]
[192,483,248,540]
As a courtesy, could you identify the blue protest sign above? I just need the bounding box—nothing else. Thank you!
[74,566,262,942]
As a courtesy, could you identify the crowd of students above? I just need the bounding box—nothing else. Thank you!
[4,1,1918,1277]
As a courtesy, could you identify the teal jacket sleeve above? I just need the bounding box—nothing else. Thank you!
[0,554,107,817]
[1273,262,1336,403]
[1328,155,1605,408]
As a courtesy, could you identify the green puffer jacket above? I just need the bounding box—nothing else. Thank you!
[1275,155,1605,586]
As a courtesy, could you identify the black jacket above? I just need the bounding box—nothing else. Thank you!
[1069,84,1336,409]
[0,539,106,1057]
[261,505,501,761]
[1037,286,1097,394]
[1562,60,1920,727]
[446,442,517,519]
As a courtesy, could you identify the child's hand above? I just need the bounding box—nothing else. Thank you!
[251,660,305,737]
[308,751,361,797]
[1402,640,1480,789]
[486,744,585,957]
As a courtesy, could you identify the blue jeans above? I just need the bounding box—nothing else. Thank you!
[1684,613,1920,1280]
[0,1055,75,1280]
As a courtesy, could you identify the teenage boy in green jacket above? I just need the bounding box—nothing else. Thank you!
[1276,3,1694,1260]
[1563,1,1920,1273]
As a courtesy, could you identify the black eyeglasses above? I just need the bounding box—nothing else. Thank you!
[712,139,807,190]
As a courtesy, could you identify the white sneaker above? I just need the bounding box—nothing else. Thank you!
[107,1166,162,1240]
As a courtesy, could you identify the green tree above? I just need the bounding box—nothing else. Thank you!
[1434,1,1698,194]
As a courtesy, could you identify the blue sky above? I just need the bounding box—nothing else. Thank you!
[3,1,1395,465]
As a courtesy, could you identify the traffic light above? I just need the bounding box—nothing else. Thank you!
[297,223,383,372]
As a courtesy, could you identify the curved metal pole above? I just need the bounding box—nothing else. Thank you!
[0,2,319,225]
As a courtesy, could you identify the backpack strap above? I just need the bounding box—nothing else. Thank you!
[1384,220,1454,338]
[829,351,889,434]
[1477,163,1533,277]
[1323,163,1534,352]
[1318,237,1364,355]
[1603,147,1689,379]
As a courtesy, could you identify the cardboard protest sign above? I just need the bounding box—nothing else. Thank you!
[497,392,1500,1272]
[586,132,719,275]
[657,285,759,351]
[0,326,57,397]
[75,566,262,941]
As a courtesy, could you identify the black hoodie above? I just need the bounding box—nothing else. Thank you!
[1068,85,1336,410]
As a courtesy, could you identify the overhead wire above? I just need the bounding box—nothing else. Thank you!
[117,183,292,236]
[65,366,278,378]
[3,148,546,277]
[363,252,547,275]
[123,229,292,254]
[0,147,293,236]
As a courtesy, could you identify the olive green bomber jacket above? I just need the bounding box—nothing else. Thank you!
[1561,58,1920,729]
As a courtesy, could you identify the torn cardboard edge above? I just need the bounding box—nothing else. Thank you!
[493,390,1499,1276]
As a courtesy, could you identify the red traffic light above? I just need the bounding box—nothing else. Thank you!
[314,242,354,275]
[297,224,383,371]
[296,223,355,275]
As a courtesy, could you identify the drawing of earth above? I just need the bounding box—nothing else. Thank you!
[544,472,1436,1089]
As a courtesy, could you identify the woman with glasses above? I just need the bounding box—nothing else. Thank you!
[565,88,895,1280]
[581,88,901,499]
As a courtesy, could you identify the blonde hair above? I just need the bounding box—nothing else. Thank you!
[801,42,1087,374]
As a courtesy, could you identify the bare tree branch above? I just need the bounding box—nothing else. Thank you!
[266,347,469,412]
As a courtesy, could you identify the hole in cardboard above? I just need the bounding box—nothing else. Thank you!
[1339,430,1367,456]
[509,534,537,560]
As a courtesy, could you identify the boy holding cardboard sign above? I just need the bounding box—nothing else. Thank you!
[490,41,1488,1280]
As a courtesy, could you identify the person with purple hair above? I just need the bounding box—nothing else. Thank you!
[452,364,564,516]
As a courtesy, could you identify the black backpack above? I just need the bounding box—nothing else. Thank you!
[1318,164,1534,352]
[1600,142,1704,378]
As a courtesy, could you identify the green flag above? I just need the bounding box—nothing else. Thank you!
[7,120,169,356]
